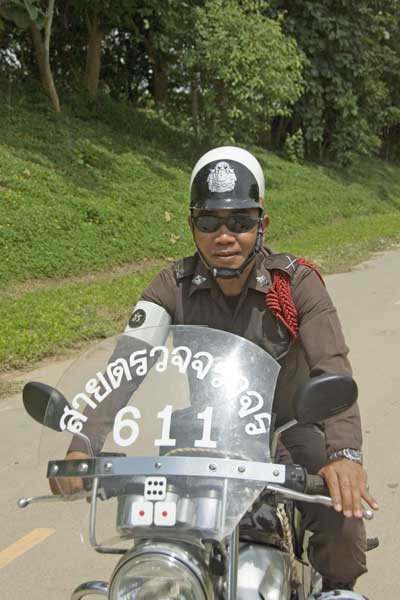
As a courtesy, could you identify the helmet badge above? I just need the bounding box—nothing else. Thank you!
[207,161,237,193]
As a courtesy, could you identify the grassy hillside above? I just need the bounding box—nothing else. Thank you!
[1,94,400,286]
[1,93,400,371]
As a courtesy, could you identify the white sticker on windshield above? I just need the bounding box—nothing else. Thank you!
[124,301,171,346]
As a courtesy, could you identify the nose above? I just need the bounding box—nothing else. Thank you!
[214,224,236,243]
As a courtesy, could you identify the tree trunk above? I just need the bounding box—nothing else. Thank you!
[85,12,104,96]
[191,74,200,135]
[152,56,168,107]
[273,117,290,148]
[30,21,61,112]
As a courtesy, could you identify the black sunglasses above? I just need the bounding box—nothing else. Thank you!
[192,213,260,234]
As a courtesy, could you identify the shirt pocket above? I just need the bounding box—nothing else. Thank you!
[249,309,292,360]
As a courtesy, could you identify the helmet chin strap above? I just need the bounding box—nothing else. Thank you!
[195,219,264,280]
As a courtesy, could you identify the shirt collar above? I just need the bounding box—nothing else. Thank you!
[247,251,272,293]
[186,251,272,296]
[188,255,212,296]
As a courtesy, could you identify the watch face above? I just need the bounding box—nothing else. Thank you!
[344,449,362,462]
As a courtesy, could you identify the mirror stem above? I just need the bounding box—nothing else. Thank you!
[227,525,239,600]
[271,419,298,459]
[74,432,94,457]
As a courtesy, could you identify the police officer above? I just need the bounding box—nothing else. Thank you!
[67,146,378,594]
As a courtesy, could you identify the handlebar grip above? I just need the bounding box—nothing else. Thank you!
[305,474,329,495]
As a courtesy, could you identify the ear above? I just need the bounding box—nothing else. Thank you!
[262,214,270,233]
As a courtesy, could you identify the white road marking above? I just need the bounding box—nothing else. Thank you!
[0,405,13,413]
[0,529,56,569]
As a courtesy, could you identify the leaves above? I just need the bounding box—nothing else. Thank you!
[1,0,400,160]
[0,0,44,29]
[270,0,400,163]
[183,0,303,143]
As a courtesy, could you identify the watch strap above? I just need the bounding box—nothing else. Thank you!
[328,448,363,465]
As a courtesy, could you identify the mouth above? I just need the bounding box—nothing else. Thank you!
[213,250,239,257]
[213,252,239,262]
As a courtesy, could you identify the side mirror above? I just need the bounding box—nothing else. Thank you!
[23,381,69,432]
[294,374,358,424]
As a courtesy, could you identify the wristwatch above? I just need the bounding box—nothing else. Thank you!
[328,448,363,465]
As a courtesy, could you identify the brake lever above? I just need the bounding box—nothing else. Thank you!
[265,483,374,520]
[17,490,99,508]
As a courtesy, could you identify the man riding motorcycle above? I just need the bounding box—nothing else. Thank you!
[64,146,378,596]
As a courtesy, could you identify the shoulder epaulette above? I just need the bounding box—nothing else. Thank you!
[265,256,324,341]
[172,255,198,281]
[264,253,300,279]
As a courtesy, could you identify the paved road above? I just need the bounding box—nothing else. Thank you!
[1,248,399,599]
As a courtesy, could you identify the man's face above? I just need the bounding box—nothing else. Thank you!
[189,208,266,270]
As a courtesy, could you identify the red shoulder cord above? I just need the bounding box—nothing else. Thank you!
[265,258,325,342]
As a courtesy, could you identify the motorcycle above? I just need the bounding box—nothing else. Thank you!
[19,325,375,599]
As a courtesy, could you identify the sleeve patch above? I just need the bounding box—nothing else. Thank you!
[124,300,172,346]
[128,309,146,329]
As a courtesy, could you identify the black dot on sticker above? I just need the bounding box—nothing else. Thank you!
[158,491,163,495]
[153,481,158,486]
[128,309,146,329]
[153,490,157,495]
[148,480,152,485]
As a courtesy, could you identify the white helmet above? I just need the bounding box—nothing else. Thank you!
[190,146,265,211]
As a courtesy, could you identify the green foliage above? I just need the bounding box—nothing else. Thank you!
[268,0,400,164]
[0,94,199,284]
[183,0,303,143]
[0,0,45,29]
[1,0,400,162]
[1,94,400,288]
[0,94,400,369]
[283,129,304,163]
[0,267,160,369]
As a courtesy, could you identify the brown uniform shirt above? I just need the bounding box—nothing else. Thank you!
[139,247,362,454]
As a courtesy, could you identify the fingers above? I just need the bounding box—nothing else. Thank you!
[361,485,379,512]
[319,460,379,519]
[49,451,89,496]
[320,466,342,512]
[63,477,85,495]
[49,476,84,495]
[340,473,356,518]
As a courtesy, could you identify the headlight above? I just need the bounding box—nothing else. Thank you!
[109,544,210,600]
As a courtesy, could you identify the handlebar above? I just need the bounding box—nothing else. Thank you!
[271,465,373,520]
[281,465,331,495]
[18,460,374,520]
[304,473,329,495]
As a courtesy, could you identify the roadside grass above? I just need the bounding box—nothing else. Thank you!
[0,378,23,400]
[1,91,400,372]
[1,93,400,286]
[0,268,159,371]
[1,212,399,373]
[273,212,400,272]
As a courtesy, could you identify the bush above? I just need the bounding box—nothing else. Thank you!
[283,129,305,163]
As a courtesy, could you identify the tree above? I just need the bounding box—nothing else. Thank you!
[267,0,399,164]
[183,0,303,143]
[0,0,60,111]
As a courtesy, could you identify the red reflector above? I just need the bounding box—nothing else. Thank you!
[162,511,168,517]
[139,510,145,517]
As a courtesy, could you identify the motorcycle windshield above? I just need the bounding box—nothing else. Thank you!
[41,325,280,543]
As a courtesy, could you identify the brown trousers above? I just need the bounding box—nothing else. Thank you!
[277,424,367,584]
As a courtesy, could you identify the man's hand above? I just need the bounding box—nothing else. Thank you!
[319,459,379,518]
[49,451,89,496]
